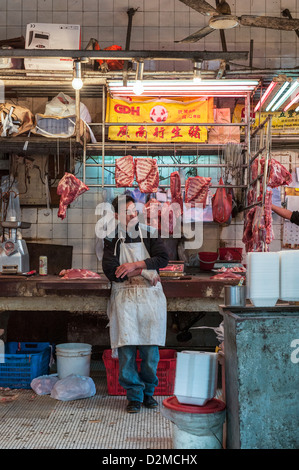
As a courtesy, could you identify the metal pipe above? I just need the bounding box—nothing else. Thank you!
[249,146,266,165]
[102,122,245,127]
[256,127,265,198]
[0,49,249,61]
[241,201,263,212]
[102,84,106,188]
[85,162,248,168]
[262,115,273,205]
[75,88,80,143]
[251,114,272,138]
[83,121,87,183]
[86,183,247,189]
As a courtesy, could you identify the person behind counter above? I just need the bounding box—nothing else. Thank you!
[271,204,299,226]
[102,195,169,414]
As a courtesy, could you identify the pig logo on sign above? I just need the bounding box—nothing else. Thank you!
[150,105,168,123]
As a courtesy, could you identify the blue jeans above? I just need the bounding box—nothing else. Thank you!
[118,345,159,402]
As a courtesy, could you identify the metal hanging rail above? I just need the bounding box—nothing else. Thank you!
[242,114,273,211]
[86,183,247,189]
[82,87,253,195]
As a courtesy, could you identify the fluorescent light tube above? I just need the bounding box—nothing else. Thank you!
[254,81,277,113]
[271,80,299,112]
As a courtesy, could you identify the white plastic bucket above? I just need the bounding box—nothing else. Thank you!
[163,396,226,449]
[56,343,92,379]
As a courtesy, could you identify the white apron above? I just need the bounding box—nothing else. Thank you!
[107,230,167,350]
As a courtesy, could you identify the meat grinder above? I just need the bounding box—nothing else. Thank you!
[0,220,31,274]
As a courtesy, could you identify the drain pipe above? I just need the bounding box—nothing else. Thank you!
[123,7,139,86]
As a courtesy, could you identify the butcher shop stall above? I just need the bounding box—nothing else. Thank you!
[0,41,298,451]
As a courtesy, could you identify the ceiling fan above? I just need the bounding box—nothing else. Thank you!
[176,0,299,42]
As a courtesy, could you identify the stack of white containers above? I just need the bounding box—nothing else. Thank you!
[247,252,280,307]
[174,351,218,406]
[280,250,299,301]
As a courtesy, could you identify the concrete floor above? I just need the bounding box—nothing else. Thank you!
[0,361,173,450]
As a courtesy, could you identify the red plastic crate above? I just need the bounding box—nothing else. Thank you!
[102,349,177,396]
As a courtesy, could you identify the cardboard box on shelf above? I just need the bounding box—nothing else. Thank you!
[24,23,81,71]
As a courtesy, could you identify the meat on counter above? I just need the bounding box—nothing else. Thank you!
[59,269,101,279]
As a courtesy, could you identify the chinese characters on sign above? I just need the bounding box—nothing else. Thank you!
[233,104,299,135]
[106,96,214,143]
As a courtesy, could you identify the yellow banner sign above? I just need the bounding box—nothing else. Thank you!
[106,96,214,143]
[233,104,299,135]
[253,110,299,135]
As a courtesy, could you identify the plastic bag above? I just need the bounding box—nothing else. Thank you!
[31,374,59,395]
[0,103,34,137]
[50,374,96,401]
[34,114,76,138]
[95,44,124,70]
[212,177,232,224]
[45,92,92,123]
[33,115,95,142]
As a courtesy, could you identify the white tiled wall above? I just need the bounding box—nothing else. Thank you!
[0,0,299,69]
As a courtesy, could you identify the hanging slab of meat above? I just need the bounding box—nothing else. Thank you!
[242,207,256,252]
[170,171,183,214]
[142,198,161,230]
[264,189,274,245]
[135,158,159,193]
[115,155,135,187]
[242,189,274,252]
[251,157,292,188]
[269,159,292,188]
[161,201,181,236]
[59,269,101,279]
[185,176,212,208]
[57,173,89,220]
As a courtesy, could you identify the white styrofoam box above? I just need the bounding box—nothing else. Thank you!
[280,250,299,301]
[174,351,218,406]
[24,23,81,71]
[247,252,279,307]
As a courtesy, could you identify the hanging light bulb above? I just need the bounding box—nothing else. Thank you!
[193,61,202,84]
[133,61,144,95]
[72,60,83,90]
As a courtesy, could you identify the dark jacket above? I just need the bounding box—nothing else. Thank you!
[290,211,299,226]
[102,223,169,282]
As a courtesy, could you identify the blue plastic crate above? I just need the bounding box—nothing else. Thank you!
[0,342,52,389]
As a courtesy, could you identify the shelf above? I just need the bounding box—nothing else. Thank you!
[0,135,82,155]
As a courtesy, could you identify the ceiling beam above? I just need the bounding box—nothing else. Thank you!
[0,49,249,62]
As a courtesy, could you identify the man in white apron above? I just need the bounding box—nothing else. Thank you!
[102,195,169,413]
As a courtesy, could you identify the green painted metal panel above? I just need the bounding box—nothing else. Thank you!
[223,307,299,449]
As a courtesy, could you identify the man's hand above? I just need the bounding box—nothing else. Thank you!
[151,274,161,286]
[115,262,138,279]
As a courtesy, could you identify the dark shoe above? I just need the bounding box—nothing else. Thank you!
[143,395,158,409]
[126,400,141,413]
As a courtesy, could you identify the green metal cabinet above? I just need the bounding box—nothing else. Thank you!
[222,306,299,449]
